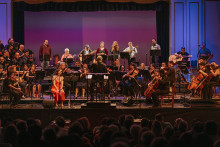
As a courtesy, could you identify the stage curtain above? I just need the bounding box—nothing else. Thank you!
[13,1,169,62]
[12,0,168,4]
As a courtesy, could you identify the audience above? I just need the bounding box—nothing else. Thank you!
[0,113,220,147]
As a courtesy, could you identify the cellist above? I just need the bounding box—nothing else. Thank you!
[149,69,169,107]
[201,62,219,99]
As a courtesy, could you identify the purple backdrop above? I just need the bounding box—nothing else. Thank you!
[24,11,156,65]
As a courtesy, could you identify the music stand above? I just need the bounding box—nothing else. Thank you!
[63,58,74,66]
[150,50,161,64]
[178,61,190,74]
[82,54,94,64]
[120,52,130,68]
[107,54,119,63]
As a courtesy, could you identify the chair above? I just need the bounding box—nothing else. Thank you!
[160,84,175,108]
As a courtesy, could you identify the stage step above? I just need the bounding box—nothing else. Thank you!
[81,101,116,109]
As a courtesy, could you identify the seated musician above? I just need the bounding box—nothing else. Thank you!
[0,65,6,92]
[148,69,169,107]
[202,62,220,99]
[51,69,65,107]
[149,63,156,78]
[61,48,73,62]
[3,50,10,63]
[22,50,29,65]
[122,63,139,102]
[139,63,151,96]
[12,52,23,67]
[96,41,108,63]
[123,42,138,64]
[3,71,24,108]
[176,47,189,61]
[90,56,107,101]
[198,42,212,60]
[26,64,41,98]
[0,56,6,69]
[166,61,176,87]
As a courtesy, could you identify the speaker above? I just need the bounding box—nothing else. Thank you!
[43,99,56,109]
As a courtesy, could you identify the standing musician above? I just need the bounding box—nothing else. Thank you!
[138,63,151,96]
[75,64,89,98]
[51,69,65,107]
[122,63,139,102]
[123,42,138,64]
[96,41,108,63]
[198,42,212,60]
[201,62,219,99]
[3,71,24,108]
[148,69,169,107]
[61,48,73,62]
[111,41,120,55]
[39,40,52,69]
[90,56,107,101]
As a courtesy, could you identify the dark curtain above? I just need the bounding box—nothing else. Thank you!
[13,1,169,62]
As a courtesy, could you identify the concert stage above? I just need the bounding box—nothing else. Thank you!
[0,94,220,128]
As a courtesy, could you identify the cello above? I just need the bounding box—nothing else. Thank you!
[144,76,160,98]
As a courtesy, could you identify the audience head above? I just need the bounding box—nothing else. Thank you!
[55,116,65,128]
[205,120,218,136]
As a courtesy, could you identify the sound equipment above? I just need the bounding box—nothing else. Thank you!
[43,99,56,108]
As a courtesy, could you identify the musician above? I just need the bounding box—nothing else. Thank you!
[79,44,93,64]
[201,62,219,99]
[22,50,29,66]
[111,41,119,55]
[138,63,151,96]
[90,56,107,101]
[150,69,169,107]
[17,44,25,58]
[27,64,41,98]
[166,61,176,86]
[122,63,139,102]
[96,41,108,63]
[0,40,5,52]
[149,63,156,78]
[39,40,52,69]
[12,52,23,67]
[0,56,6,69]
[123,42,137,64]
[176,47,189,61]
[3,71,24,108]
[0,65,6,92]
[75,64,89,98]
[61,48,73,62]
[198,42,211,60]
[8,45,15,59]
[3,50,10,63]
[53,54,60,68]
[51,69,65,107]
[5,38,15,50]
[160,62,167,73]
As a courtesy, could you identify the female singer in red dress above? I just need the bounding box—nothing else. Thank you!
[51,69,65,106]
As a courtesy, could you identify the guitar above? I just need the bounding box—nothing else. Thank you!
[169,54,192,64]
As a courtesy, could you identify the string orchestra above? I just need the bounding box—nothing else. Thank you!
[0,37,219,108]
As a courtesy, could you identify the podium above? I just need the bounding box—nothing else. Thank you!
[150,50,161,65]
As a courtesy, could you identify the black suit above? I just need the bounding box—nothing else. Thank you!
[90,62,107,99]
[151,76,170,106]
[166,67,176,86]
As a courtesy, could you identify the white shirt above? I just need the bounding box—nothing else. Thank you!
[151,43,161,50]
[123,46,138,58]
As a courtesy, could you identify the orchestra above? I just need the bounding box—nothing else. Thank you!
[0,37,219,108]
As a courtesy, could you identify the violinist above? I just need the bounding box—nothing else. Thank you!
[149,63,156,78]
[122,63,139,102]
[75,64,89,98]
[27,64,41,98]
[166,61,176,86]
[3,71,24,108]
[150,69,169,107]
[201,62,220,99]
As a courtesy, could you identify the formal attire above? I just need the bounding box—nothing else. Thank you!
[151,76,169,106]
[96,48,108,63]
[39,45,52,68]
[11,58,23,66]
[150,44,161,64]
[166,67,176,86]
[0,43,5,51]
[51,77,65,103]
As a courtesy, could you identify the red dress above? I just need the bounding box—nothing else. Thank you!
[51,79,65,102]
